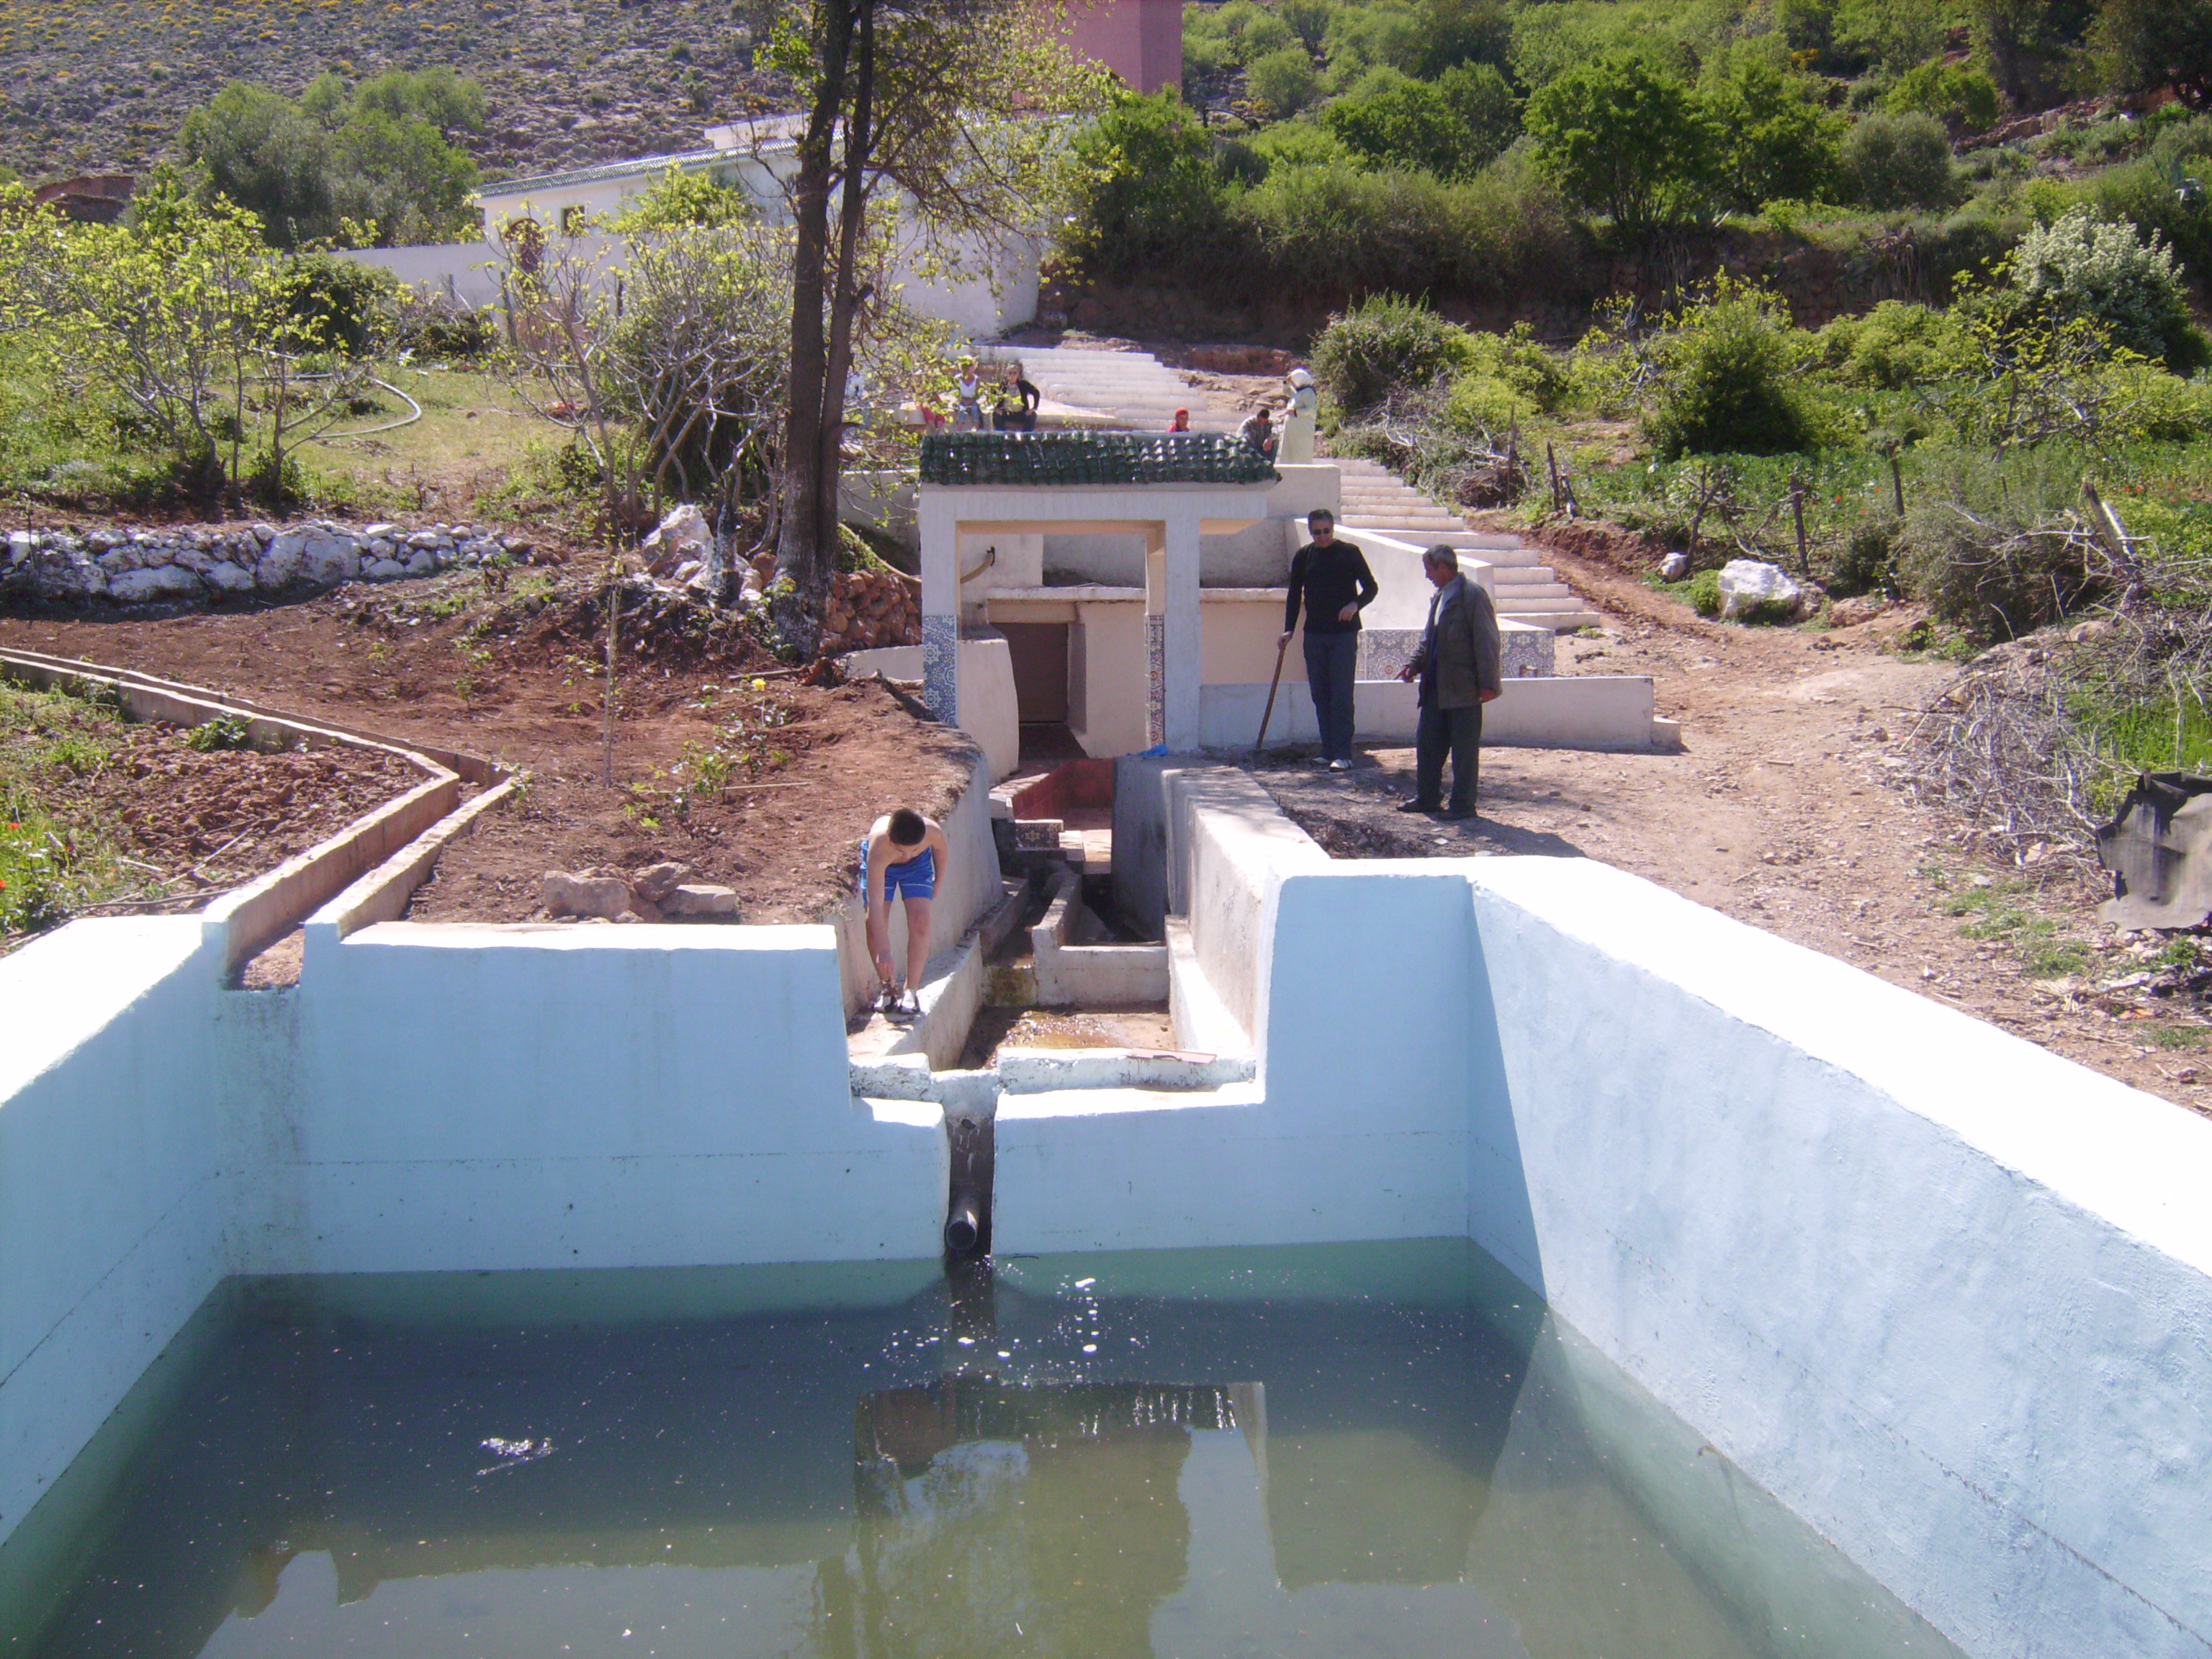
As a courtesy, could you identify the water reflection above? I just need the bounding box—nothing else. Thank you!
[3,1244,1963,1659]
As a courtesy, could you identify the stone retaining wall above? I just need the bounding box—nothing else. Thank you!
[1,520,538,610]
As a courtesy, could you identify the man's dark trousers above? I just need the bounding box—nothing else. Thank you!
[1416,698,1482,811]
[1303,631,1358,763]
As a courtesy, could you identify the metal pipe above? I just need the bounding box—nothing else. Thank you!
[944,1193,981,1257]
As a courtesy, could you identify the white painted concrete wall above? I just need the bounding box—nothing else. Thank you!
[1197,673,1661,751]
[0,920,222,1550]
[1006,773,2212,1659]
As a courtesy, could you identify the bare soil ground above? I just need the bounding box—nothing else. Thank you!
[0,570,973,927]
[1253,536,2211,1116]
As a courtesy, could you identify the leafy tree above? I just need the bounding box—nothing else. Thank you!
[1323,78,1468,176]
[614,168,752,230]
[760,0,1102,655]
[1833,0,1944,74]
[1246,45,1321,116]
[1409,0,1511,78]
[1701,59,1846,212]
[178,73,482,248]
[1280,0,1334,54]
[1526,55,1716,234]
[1885,62,2004,131]
[1063,90,1228,279]
[1842,110,1961,209]
[2095,0,2212,111]
[1436,62,1521,170]
[1970,0,2097,107]
[180,83,331,247]
[1323,1,1424,81]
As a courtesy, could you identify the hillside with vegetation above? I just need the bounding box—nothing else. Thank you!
[0,0,780,184]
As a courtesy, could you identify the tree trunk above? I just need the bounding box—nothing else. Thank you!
[816,0,878,571]
[770,0,855,659]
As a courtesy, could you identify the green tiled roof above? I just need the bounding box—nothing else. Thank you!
[918,432,1278,487]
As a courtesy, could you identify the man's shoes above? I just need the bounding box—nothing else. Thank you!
[1438,806,1475,822]
[1309,754,1333,768]
[1398,798,1441,814]
[1328,757,1354,771]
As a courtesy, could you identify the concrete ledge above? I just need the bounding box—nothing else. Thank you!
[998,1047,1253,1092]
[1200,674,1665,752]
[848,878,1030,1072]
[1166,914,1251,1056]
[1032,866,1169,1007]
[301,778,520,963]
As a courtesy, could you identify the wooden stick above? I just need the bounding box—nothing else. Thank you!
[1253,634,1292,757]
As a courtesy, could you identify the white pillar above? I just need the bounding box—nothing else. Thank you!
[1161,505,1202,750]
[918,493,961,724]
[1143,525,1166,749]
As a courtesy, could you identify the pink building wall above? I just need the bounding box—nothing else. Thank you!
[1062,0,1182,96]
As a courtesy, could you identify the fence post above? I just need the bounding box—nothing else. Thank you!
[1790,472,1809,574]
[1546,441,1562,514]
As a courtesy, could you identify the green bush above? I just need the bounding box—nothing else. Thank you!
[1323,78,1470,176]
[1812,300,1978,387]
[1526,53,1716,233]
[1311,292,1471,413]
[1702,58,1848,213]
[280,252,399,355]
[1686,567,1722,614]
[1061,90,1233,281]
[1645,284,1824,458]
[2003,207,2211,374]
[1897,450,2105,638]
[1843,111,1961,211]
[1442,322,1570,430]
[1824,515,1901,596]
[1884,62,2002,133]
[1246,47,1321,117]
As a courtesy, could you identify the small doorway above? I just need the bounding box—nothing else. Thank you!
[1000,621,1070,725]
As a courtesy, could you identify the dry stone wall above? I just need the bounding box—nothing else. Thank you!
[1,521,539,611]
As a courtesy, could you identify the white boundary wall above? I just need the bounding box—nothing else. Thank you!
[1010,761,2212,1659]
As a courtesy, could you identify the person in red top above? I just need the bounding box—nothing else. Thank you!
[1169,408,1191,432]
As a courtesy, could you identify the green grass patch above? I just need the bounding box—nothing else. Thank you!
[1923,863,2094,978]
[0,680,136,939]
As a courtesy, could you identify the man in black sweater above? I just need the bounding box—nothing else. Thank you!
[1280,508,1380,770]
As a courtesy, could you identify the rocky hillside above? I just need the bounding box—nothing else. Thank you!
[0,0,786,185]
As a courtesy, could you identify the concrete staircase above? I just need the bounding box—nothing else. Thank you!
[1335,457,1601,632]
[1010,345,1601,632]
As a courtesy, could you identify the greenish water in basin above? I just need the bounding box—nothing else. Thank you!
[4,1241,1963,1659]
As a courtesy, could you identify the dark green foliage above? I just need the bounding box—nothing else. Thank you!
[1825,515,1901,595]
[1897,449,2103,638]
[1436,63,1522,168]
[1310,294,1470,414]
[1408,0,1511,78]
[1645,285,1824,458]
[1526,54,1714,233]
[1061,91,1228,280]
[1885,62,2003,132]
[1843,111,1961,210]
[1812,301,1978,387]
[1969,0,2097,108]
[1686,567,1722,614]
[1323,78,1473,177]
[2095,0,2212,110]
[279,253,400,354]
[178,71,483,248]
[1702,59,1848,213]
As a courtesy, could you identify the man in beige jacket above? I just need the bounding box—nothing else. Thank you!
[1396,545,1503,819]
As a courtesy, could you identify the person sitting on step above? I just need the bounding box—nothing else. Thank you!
[861,806,951,1020]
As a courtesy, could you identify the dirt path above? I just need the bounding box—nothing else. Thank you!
[1255,542,2208,1115]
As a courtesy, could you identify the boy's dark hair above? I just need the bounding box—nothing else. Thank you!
[889,808,926,847]
[1308,507,1334,526]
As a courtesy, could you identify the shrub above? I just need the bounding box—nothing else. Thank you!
[1686,567,1722,614]
[1702,59,1848,213]
[1645,283,1823,458]
[280,252,398,354]
[1323,78,1470,176]
[1311,293,1471,413]
[1812,300,1978,387]
[1897,449,2105,638]
[1884,62,2002,132]
[2004,207,2211,374]
[1825,516,1901,596]
[1060,91,1233,281]
[1246,47,1321,117]
[1443,322,1571,430]
[1436,61,1522,169]
[1843,111,1961,210]
[1526,53,1717,233]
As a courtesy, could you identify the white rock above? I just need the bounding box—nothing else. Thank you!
[256,529,309,589]
[171,544,217,575]
[1717,558,1804,621]
[364,557,407,581]
[96,545,143,574]
[362,522,401,541]
[644,503,711,559]
[300,530,360,586]
[6,530,31,565]
[406,529,450,551]
[1659,551,1689,581]
[673,559,703,585]
[247,522,277,547]
[367,538,396,559]
[107,563,204,604]
[662,884,739,917]
[403,550,438,577]
[85,527,125,553]
[543,871,634,920]
[205,562,256,594]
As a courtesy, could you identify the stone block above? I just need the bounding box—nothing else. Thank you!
[205,562,256,595]
[363,558,407,582]
[107,564,205,605]
[300,531,360,587]
[630,861,694,904]
[256,529,309,590]
[662,884,739,917]
[541,871,633,920]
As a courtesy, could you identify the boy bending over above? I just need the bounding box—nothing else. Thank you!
[861,807,950,1019]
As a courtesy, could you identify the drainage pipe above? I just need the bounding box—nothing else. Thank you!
[945,1193,981,1256]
